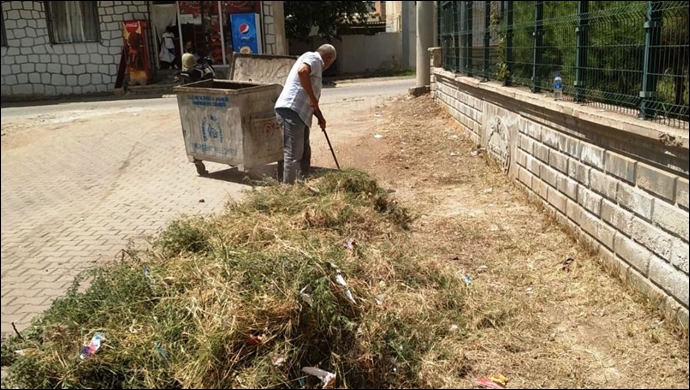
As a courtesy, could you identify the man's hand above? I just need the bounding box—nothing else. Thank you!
[314,109,326,130]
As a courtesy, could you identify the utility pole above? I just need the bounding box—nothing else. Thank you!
[413,0,434,95]
[402,1,410,68]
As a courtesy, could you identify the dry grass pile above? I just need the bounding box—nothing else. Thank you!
[1,169,472,389]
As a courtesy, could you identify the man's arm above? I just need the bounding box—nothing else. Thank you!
[297,63,319,109]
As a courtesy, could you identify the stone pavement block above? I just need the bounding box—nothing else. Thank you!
[1,296,16,309]
[13,296,50,308]
[0,314,31,334]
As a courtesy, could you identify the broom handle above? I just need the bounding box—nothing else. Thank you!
[314,108,340,170]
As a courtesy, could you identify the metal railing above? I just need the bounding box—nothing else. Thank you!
[438,1,689,129]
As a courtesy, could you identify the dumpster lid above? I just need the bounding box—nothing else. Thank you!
[227,52,298,86]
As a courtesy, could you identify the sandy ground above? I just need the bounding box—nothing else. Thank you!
[311,94,690,389]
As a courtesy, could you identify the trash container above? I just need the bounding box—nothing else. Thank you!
[173,79,284,176]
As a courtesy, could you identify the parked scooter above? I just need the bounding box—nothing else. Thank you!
[175,55,216,85]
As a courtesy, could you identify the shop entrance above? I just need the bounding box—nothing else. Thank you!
[177,1,264,66]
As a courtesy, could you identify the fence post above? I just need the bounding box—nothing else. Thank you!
[454,1,461,72]
[505,1,514,86]
[483,1,491,81]
[531,1,544,92]
[574,1,589,103]
[639,1,662,119]
[464,1,473,75]
[437,2,442,47]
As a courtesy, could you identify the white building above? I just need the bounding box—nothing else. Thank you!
[384,1,437,69]
[1,1,287,99]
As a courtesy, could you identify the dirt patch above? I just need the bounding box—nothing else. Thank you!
[335,94,690,388]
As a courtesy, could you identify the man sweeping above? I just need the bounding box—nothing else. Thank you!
[275,44,337,184]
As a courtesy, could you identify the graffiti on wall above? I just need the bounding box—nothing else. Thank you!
[488,116,511,173]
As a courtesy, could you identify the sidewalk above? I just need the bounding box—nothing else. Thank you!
[325,75,415,85]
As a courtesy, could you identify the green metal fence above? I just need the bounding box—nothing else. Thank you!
[438,1,689,129]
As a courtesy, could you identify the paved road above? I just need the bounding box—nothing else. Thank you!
[0,77,415,335]
[0,78,415,119]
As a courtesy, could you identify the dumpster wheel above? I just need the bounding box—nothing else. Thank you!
[193,160,209,176]
[277,160,284,182]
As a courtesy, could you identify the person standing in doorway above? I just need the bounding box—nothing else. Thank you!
[161,26,178,69]
[275,44,337,185]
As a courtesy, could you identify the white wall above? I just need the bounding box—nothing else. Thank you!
[339,32,402,74]
[1,1,148,97]
[289,32,403,75]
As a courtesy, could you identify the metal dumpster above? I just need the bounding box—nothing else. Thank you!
[227,52,299,86]
[174,53,298,178]
[174,79,284,176]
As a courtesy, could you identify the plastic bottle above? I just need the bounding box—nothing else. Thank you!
[79,333,105,359]
[553,72,563,101]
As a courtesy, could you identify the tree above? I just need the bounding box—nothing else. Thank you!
[284,1,371,41]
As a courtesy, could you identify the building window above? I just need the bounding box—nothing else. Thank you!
[46,1,100,44]
[1,3,7,47]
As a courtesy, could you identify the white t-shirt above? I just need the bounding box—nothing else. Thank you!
[162,31,175,49]
[275,51,324,128]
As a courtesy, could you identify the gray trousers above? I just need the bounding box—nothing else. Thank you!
[276,107,311,184]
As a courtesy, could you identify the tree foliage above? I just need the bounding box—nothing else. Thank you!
[284,1,371,41]
[500,1,687,109]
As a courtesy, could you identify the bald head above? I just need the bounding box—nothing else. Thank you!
[316,44,337,70]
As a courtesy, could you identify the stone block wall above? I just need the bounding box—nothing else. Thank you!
[261,1,287,56]
[1,1,148,98]
[262,1,276,55]
[431,62,689,329]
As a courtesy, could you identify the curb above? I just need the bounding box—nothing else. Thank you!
[328,75,415,85]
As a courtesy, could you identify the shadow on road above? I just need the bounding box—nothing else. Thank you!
[200,164,340,186]
[0,92,175,109]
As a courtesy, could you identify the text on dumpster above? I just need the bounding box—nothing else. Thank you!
[189,95,229,108]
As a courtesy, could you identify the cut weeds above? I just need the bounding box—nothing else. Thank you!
[1,170,471,389]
